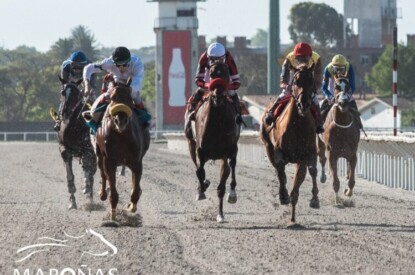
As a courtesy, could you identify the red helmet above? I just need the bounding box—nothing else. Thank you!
[293,42,312,57]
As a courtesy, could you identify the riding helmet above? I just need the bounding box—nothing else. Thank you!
[112,46,131,65]
[69,51,88,64]
[293,42,312,57]
[207,42,226,57]
[332,54,348,66]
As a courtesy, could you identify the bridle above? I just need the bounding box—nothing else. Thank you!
[62,83,84,118]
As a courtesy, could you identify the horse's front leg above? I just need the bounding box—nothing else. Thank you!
[328,154,341,204]
[105,159,118,221]
[344,155,357,197]
[290,163,307,224]
[195,153,209,200]
[217,158,230,223]
[97,148,108,201]
[308,157,320,209]
[226,156,237,204]
[317,138,327,183]
[127,161,143,214]
[275,150,289,205]
[61,150,76,210]
[81,146,97,201]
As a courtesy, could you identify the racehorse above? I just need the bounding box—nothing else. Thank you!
[52,77,97,209]
[317,76,360,204]
[260,64,320,225]
[184,61,241,223]
[94,78,150,223]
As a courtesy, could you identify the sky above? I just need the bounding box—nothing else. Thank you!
[0,0,413,52]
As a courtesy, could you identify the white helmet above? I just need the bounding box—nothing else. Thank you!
[207,42,225,57]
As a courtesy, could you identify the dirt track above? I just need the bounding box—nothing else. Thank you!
[1,141,414,275]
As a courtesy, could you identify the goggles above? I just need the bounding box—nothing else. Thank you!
[115,62,129,68]
[333,65,346,75]
[208,56,226,64]
[295,56,310,64]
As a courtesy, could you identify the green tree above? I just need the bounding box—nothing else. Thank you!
[141,61,156,115]
[366,44,415,98]
[0,49,57,121]
[251,29,268,48]
[71,25,100,61]
[288,2,345,47]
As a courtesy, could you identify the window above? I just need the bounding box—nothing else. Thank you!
[361,55,369,65]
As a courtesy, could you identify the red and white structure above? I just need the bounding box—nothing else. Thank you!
[392,26,398,136]
[149,0,205,138]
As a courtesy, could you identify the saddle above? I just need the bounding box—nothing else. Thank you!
[272,95,292,118]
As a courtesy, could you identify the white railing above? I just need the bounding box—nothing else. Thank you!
[164,131,415,192]
[0,132,57,142]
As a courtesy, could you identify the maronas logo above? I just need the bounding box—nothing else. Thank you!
[14,229,118,275]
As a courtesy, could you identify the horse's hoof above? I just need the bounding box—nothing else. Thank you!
[204,180,210,189]
[196,192,206,201]
[127,203,137,213]
[216,214,224,223]
[68,202,77,210]
[100,190,107,201]
[320,174,326,183]
[344,188,353,197]
[227,191,237,204]
[310,198,320,209]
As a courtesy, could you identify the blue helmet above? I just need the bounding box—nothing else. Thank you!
[69,51,87,65]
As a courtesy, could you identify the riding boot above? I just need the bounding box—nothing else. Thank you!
[320,99,332,123]
[134,102,152,128]
[230,94,242,124]
[189,88,204,120]
[312,101,324,134]
[265,98,280,125]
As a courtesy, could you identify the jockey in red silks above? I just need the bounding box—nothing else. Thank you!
[188,42,243,124]
[264,42,324,133]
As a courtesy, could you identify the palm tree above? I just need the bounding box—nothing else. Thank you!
[71,25,100,61]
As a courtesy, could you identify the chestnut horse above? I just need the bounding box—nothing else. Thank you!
[317,77,360,204]
[52,77,97,209]
[260,64,320,225]
[184,62,240,223]
[94,79,150,223]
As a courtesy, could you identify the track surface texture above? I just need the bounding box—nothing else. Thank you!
[1,142,414,274]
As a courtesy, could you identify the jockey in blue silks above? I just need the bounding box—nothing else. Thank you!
[321,54,363,129]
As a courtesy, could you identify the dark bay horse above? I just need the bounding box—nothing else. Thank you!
[184,62,240,223]
[260,64,319,225]
[52,77,97,209]
[94,79,150,223]
[317,77,360,205]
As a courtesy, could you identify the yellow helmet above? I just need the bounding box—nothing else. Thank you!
[332,54,348,66]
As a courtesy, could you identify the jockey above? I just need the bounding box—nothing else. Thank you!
[321,54,362,129]
[264,42,324,133]
[54,51,93,131]
[189,42,242,124]
[82,46,151,133]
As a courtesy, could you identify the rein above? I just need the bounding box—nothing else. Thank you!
[332,103,354,128]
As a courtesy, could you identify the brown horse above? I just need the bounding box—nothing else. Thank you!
[260,64,319,225]
[317,77,360,204]
[52,77,97,209]
[184,62,240,223]
[94,79,150,223]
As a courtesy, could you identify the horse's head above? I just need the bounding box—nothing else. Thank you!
[108,78,134,132]
[208,62,230,107]
[334,77,352,112]
[291,64,315,115]
[58,76,83,120]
